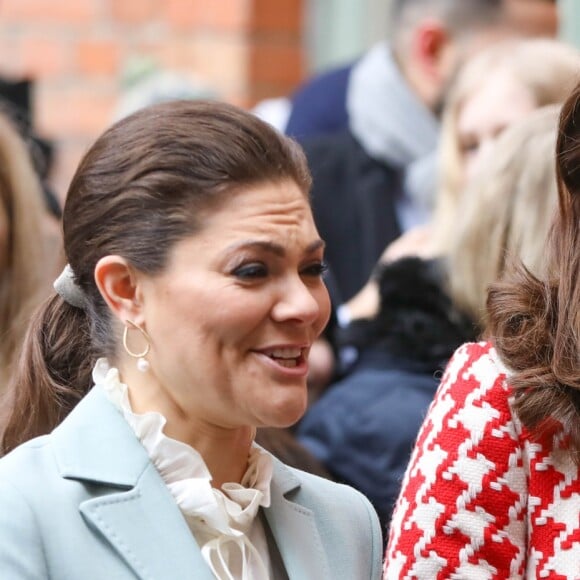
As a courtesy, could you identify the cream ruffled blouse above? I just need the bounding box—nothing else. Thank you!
[93,358,275,580]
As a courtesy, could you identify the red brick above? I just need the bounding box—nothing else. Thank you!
[164,0,249,32]
[46,138,88,204]
[228,92,250,109]
[249,82,301,106]
[0,0,307,197]
[250,0,303,34]
[158,39,199,71]
[36,83,117,138]
[159,36,248,96]
[1,0,98,25]
[0,37,23,76]
[20,37,71,79]
[76,39,123,76]
[249,41,303,86]
[195,36,250,93]
[109,0,159,23]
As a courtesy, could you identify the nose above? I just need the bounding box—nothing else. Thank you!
[271,276,328,327]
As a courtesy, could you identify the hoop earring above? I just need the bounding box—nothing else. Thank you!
[123,320,151,372]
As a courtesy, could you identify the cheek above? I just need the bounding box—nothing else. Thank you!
[315,284,332,334]
[462,154,478,188]
[461,140,491,190]
[192,295,270,351]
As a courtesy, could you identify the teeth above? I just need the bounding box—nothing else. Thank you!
[277,359,298,368]
[267,347,302,359]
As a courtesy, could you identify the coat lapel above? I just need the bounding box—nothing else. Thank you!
[52,388,332,579]
[79,464,213,580]
[264,459,332,580]
[51,386,213,580]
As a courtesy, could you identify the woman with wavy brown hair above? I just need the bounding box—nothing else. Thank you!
[384,81,580,578]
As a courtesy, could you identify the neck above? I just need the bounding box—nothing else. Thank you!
[397,55,436,114]
[165,420,255,489]
[119,361,255,488]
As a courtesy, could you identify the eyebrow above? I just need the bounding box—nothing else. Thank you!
[225,239,325,257]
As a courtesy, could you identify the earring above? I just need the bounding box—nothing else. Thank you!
[123,320,151,372]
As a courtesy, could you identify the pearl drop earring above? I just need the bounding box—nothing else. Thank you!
[122,321,151,373]
[136,357,150,373]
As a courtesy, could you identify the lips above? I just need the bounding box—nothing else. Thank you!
[252,345,308,372]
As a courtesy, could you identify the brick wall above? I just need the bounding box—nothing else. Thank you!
[0,0,305,201]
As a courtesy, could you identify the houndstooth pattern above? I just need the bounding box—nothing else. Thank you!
[384,342,580,579]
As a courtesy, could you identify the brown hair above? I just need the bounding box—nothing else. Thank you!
[446,106,560,328]
[1,100,311,454]
[0,112,52,389]
[487,82,580,457]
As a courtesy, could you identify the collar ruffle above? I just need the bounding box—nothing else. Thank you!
[93,358,274,580]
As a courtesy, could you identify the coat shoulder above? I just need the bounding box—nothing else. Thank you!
[0,435,52,481]
[283,463,384,578]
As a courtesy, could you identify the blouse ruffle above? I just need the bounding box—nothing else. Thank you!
[93,358,274,580]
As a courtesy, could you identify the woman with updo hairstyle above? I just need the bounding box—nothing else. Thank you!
[0,100,382,579]
[384,82,580,578]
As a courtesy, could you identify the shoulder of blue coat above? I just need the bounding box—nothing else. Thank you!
[0,434,51,474]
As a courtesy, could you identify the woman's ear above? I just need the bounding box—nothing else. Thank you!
[94,256,143,323]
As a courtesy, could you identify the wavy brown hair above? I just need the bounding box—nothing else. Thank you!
[487,81,580,456]
[0,100,311,455]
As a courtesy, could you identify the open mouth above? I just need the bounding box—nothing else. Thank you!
[260,347,305,368]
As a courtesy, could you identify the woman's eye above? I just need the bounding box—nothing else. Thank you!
[460,141,479,157]
[232,263,268,280]
[302,261,328,278]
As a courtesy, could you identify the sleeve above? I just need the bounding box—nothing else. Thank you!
[356,489,385,580]
[331,481,385,580]
[0,478,49,579]
[383,342,528,580]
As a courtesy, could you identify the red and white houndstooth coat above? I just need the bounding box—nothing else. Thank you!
[384,341,580,579]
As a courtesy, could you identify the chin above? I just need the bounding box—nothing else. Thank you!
[263,394,308,429]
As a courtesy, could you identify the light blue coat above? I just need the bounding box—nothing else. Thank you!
[0,385,383,579]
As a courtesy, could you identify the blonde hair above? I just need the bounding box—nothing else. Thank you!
[0,112,52,385]
[432,38,580,254]
[446,105,559,326]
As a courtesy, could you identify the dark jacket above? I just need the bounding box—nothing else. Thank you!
[297,258,477,527]
[305,131,402,303]
[285,63,353,141]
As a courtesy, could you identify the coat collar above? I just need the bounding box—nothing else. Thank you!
[51,385,147,487]
[52,386,212,578]
[265,458,332,579]
[50,385,332,579]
